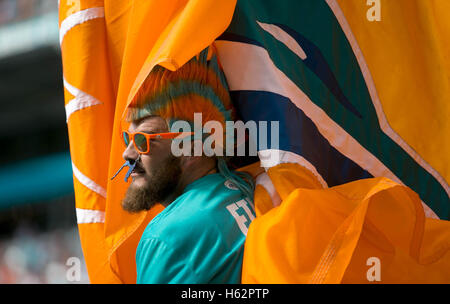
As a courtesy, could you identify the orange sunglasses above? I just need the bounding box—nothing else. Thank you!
[122,130,194,154]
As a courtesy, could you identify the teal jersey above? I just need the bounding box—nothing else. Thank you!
[136,173,255,284]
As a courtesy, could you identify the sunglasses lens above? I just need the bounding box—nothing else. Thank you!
[134,134,148,153]
[123,132,130,147]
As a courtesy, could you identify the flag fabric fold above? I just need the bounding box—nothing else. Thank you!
[243,174,450,283]
[59,0,449,283]
[59,0,237,283]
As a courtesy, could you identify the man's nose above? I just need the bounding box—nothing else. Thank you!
[122,141,140,161]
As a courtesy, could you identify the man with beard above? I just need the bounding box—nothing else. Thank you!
[120,47,256,283]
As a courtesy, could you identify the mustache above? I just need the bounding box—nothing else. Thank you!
[131,159,145,173]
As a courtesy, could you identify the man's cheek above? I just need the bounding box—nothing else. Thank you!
[142,160,157,177]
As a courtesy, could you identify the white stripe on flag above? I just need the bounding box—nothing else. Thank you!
[259,149,328,189]
[76,208,105,224]
[63,78,102,121]
[255,172,282,207]
[257,21,307,60]
[59,7,105,45]
[72,162,107,198]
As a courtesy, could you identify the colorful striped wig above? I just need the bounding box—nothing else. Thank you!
[126,46,234,131]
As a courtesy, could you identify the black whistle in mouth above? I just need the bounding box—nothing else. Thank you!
[111,156,140,182]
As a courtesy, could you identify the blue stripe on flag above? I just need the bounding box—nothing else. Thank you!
[231,90,372,187]
[217,32,263,48]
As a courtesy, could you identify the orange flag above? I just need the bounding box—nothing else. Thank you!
[59,0,237,283]
[60,0,449,284]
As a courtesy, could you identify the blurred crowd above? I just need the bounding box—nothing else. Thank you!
[0,0,56,26]
[0,225,89,283]
[0,0,84,285]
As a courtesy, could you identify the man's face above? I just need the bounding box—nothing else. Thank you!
[121,116,182,213]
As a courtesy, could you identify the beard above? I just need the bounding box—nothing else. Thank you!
[121,155,182,213]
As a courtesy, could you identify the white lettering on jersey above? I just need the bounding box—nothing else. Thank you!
[226,199,255,236]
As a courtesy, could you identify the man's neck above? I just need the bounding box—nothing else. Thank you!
[160,161,217,207]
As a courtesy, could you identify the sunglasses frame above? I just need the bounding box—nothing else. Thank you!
[122,130,194,154]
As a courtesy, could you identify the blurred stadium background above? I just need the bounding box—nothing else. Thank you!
[0,0,88,283]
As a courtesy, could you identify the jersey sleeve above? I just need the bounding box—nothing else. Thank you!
[136,237,200,284]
